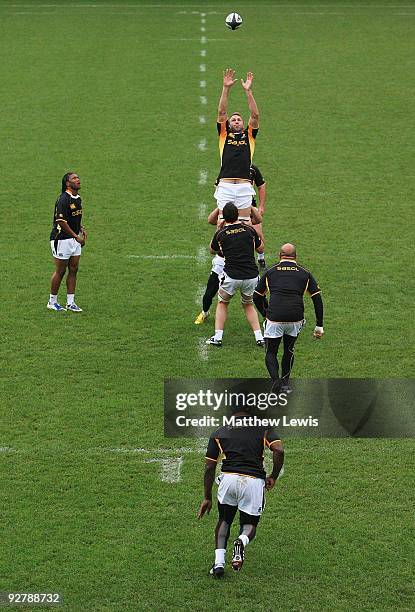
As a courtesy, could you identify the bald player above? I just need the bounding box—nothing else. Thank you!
[253,243,324,392]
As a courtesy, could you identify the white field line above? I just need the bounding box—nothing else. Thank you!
[0,447,18,453]
[145,457,184,483]
[199,115,206,124]
[128,254,196,260]
[196,246,208,265]
[200,95,207,105]
[198,201,207,219]
[199,170,208,185]
[197,338,209,362]
[200,80,206,88]
[106,447,195,454]
[198,138,207,151]
[195,283,205,305]
[200,49,206,57]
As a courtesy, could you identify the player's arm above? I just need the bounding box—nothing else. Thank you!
[241,72,259,128]
[217,68,237,122]
[198,436,220,518]
[208,208,220,226]
[257,183,266,216]
[307,274,324,338]
[250,206,263,226]
[253,228,264,253]
[265,440,284,490]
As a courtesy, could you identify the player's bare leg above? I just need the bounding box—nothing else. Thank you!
[206,295,230,346]
[66,255,82,312]
[242,302,265,346]
[48,258,68,311]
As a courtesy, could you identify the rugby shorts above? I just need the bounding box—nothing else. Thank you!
[264,319,305,338]
[214,181,255,210]
[219,273,258,303]
[50,238,81,260]
[211,254,225,277]
[217,473,265,516]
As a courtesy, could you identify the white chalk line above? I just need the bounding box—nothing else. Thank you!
[128,254,196,260]
[145,457,183,483]
[198,138,207,151]
[198,169,208,185]
[200,80,206,88]
[198,201,207,219]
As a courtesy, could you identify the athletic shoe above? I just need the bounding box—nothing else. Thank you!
[256,338,265,347]
[280,383,293,394]
[258,259,267,270]
[47,302,66,311]
[194,311,209,325]
[209,564,225,578]
[66,303,83,312]
[206,337,222,347]
[232,538,245,571]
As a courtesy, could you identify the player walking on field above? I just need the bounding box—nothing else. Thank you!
[198,413,284,577]
[214,68,261,224]
[254,243,324,392]
[47,173,87,312]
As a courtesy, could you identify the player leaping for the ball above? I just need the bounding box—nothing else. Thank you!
[214,68,261,225]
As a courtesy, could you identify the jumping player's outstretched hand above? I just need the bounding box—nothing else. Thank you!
[265,476,276,491]
[197,498,212,518]
[223,68,237,88]
[241,72,254,91]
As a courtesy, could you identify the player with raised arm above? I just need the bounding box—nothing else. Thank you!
[214,68,261,224]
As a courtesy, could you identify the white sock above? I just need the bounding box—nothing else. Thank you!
[254,329,263,341]
[257,253,265,261]
[67,294,75,305]
[214,330,224,341]
[49,294,57,304]
[203,310,209,316]
[215,548,226,565]
[238,534,250,547]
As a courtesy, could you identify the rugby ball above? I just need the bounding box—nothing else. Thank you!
[225,12,243,30]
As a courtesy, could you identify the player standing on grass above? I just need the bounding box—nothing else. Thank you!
[214,68,261,224]
[253,243,324,392]
[195,164,268,326]
[206,203,265,347]
[198,412,284,577]
[47,173,87,312]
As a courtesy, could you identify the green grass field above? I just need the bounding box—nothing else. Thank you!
[1,1,414,610]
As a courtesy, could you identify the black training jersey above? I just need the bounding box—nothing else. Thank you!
[50,192,82,240]
[211,223,261,280]
[206,419,281,480]
[255,260,321,322]
[217,120,258,180]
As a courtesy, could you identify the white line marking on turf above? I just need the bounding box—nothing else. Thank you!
[198,138,207,151]
[0,447,18,453]
[200,80,206,88]
[106,447,195,454]
[200,26,206,32]
[201,36,207,44]
[197,246,208,265]
[199,115,206,124]
[146,457,183,483]
[200,95,207,105]
[128,254,196,260]
[198,201,207,219]
[195,283,206,305]
[199,63,206,72]
[197,338,209,361]
[199,170,208,184]
[200,49,206,57]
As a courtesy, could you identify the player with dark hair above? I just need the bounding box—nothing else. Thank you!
[195,164,268,326]
[198,412,284,577]
[47,173,87,312]
[206,203,264,347]
[214,68,260,224]
[254,243,324,392]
